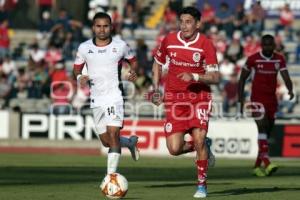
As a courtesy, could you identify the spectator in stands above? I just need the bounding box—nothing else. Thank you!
[275,4,294,41]
[296,32,300,63]
[1,55,16,84]
[215,2,234,37]
[243,35,261,57]
[134,67,152,99]
[12,68,29,99]
[37,11,54,39]
[200,2,215,34]
[136,38,151,75]
[244,1,265,36]
[51,82,72,114]
[28,64,48,98]
[0,19,9,59]
[44,43,62,68]
[225,31,243,63]
[36,0,56,22]
[233,3,246,32]
[222,73,238,114]
[219,58,236,88]
[122,1,138,34]
[0,73,11,108]
[28,42,45,70]
[277,80,297,116]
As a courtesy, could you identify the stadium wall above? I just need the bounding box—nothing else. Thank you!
[0,112,300,158]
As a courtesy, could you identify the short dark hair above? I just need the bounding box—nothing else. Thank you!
[93,12,112,24]
[262,34,275,42]
[179,6,201,21]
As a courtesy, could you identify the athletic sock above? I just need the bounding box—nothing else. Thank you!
[196,160,208,186]
[107,147,121,174]
[257,133,270,167]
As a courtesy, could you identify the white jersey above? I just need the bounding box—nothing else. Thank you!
[74,37,135,108]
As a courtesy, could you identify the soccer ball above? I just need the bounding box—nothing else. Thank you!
[100,173,128,199]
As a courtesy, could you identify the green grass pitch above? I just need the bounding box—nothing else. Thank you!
[0,153,299,200]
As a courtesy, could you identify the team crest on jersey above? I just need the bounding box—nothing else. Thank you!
[112,48,117,53]
[193,52,201,62]
[165,122,172,133]
[275,62,280,70]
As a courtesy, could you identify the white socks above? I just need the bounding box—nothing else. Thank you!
[107,152,120,174]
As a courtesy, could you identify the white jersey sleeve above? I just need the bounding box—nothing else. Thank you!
[123,43,135,61]
[74,44,86,67]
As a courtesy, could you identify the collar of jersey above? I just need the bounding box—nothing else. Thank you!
[259,51,274,60]
[177,31,200,47]
[92,37,112,47]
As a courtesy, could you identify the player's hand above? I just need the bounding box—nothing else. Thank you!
[150,90,163,106]
[177,72,193,82]
[78,75,89,87]
[288,90,294,100]
[127,70,137,82]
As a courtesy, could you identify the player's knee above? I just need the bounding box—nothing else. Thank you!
[99,134,110,147]
[167,146,182,156]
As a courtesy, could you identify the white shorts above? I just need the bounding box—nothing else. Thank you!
[92,101,124,134]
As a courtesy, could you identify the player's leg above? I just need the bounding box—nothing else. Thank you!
[192,128,208,198]
[119,135,140,161]
[264,117,278,176]
[253,114,269,176]
[106,126,122,174]
[166,132,190,156]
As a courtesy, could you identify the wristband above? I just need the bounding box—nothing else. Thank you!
[191,73,200,81]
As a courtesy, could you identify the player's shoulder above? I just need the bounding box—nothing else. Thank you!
[112,37,127,46]
[273,51,285,60]
[78,39,93,50]
[248,52,260,60]
[164,31,178,41]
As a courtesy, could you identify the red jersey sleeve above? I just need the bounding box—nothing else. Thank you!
[204,38,218,65]
[244,56,254,71]
[154,35,168,65]
[278,55,287,71]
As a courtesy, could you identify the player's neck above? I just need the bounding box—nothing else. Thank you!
[261,51,273,59]
[93,37,112,47]
[180,31,199,42]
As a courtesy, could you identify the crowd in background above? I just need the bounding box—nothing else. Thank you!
[0,0,299,117]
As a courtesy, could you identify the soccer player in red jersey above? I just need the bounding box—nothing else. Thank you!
[151,7,220,198]
[238,34,294,177]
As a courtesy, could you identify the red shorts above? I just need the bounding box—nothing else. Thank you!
[248,99,278,120]
[164,92,212,136]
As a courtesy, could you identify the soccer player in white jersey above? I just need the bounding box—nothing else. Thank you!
[73,12,140,175]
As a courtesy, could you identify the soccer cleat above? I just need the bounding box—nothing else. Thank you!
[193,185,207,198]
[128,135,140,161]
[253,167,266,177]
[205,137,215,167]
[265,163,278,176]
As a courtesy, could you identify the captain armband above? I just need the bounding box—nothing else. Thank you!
[206,64,219,72]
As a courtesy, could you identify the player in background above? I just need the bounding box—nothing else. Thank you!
[73,12,140,175]
[238,34,294,177]
[151,7,219,198]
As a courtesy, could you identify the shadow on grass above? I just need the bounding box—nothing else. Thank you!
[0,165,299,186]
[146,182,233,188]
[210,187,300,196]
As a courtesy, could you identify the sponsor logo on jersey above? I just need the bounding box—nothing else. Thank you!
[193,52,201,62]
[112,47,117,53]
[88,50,94,54]
[98,49,107,53]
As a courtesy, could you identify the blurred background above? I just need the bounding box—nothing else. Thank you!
[0,0,299,158]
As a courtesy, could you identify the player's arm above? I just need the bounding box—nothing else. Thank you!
[73,45,89,87]
[280,69,294,100]
[151,59,163,106]
[238,68,251,113]
[126,58,137,82]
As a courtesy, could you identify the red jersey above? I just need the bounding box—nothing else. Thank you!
[154,31,218,95]
[244,51,287,102]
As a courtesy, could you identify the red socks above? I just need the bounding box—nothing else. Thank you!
[196,160,208,186]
